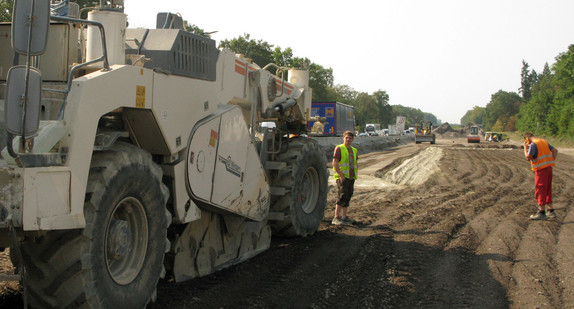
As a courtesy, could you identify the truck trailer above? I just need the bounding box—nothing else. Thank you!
[308,102,355,136]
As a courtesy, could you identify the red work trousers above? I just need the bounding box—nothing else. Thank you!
[534,166,553,206]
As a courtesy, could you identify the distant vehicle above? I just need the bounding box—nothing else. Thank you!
[485,132,493,141]
[382,129,389,136]
[467,126,480,143]
[359,132,369,137]
[308,102,355,136]
[415,122,436,144]
[368,132,379,136]
[485,132,506,142]
[365,123,384,136]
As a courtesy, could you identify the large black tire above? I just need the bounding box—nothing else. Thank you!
[269,137,329,237]
[18,143,170,308]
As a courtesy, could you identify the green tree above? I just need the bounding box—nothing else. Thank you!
[354,92,380,127]
[423,112,439,125]
[0,0,13,22]
[373,90,393,126]
[517,73,554,133]
[519,60,538,102]
[484,90,521,131]
[491,118,505,131]
[460,106,485,126]
[540,62,551,79]
[219,35,334,102]
[328,84,358,104]
[322,85,416,130]
[304,60,334,102]
[183,20,210,38]
[547,44,574,137]
[273,47,294,67]
[505,115,517,132]
[219,34,274,68]
[391,105,426,128]
[517,46,574,138]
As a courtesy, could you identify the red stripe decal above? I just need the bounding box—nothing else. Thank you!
[235,64,246,75]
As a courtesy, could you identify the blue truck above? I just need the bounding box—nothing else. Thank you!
[308,102,356,136]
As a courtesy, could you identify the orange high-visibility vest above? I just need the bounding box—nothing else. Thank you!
[530,138,555,171]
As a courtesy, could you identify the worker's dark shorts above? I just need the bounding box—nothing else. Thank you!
[336,178,355,207]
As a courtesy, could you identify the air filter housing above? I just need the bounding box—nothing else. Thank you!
[125,28,219,81]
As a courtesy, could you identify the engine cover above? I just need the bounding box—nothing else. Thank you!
[186,106,269,221]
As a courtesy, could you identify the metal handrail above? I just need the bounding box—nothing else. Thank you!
[262,63,286,97]
[46,15,110,118]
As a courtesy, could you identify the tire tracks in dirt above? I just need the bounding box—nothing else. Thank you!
[5,140,573,308]
[485,147,574,309]
[556,205,574,307]
[384,147,520,307]
[145,140,574,309]
[328,142,574,308]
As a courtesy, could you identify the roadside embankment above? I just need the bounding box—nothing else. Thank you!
[311,135,415,161]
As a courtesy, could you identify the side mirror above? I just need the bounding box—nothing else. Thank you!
[5,66,42,138]
[12,0,50,55]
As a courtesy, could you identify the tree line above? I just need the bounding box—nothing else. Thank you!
[220,35,439,131]
[461,45,574,139]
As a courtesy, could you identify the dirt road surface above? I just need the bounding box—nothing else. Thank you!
[2,137,573,308]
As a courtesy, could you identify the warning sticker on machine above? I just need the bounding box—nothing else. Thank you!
[136,85,145,108]
[209,129,218,148]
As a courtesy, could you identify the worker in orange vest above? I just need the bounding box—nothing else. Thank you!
[523,132,558,220]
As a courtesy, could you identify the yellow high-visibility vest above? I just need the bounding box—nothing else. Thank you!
[334,144,358,180]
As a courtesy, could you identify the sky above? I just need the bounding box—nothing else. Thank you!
[124,0,574,124]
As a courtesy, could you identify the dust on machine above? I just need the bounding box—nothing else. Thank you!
[0,0,329,307]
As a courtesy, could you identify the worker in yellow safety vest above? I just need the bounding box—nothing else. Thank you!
[331,131,358,225]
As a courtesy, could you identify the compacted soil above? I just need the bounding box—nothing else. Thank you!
[2,137,573,308]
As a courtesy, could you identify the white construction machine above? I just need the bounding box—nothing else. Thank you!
[467,125,481,143]
[0,1,328,307]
